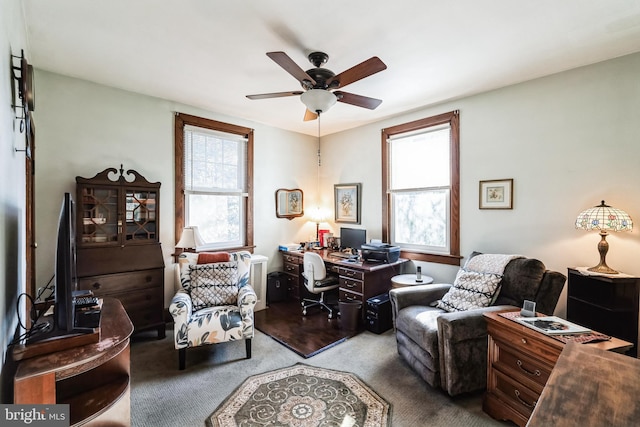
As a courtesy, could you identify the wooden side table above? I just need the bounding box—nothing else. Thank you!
[483,310,632,427]
[14,298,134,426]
[391,273,434,288]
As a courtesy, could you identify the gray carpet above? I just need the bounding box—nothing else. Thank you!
[130,327,507,427]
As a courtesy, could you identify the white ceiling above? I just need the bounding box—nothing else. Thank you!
[23,0,640,136]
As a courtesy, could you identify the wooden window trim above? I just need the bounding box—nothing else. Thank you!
[381,110,460,266]
[174,113,254,251]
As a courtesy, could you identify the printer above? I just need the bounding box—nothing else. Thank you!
[361,242,400,263]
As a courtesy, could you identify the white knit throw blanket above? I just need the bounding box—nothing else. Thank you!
[465,254,524,275]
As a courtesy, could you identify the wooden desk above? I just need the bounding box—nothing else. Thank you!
[281,249,408,319]
[14,298,134,426]
[527,341,640,427]
[483,310,632,427]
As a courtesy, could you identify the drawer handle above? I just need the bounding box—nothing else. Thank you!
[345,295,356,301]
[521,338,527,344]
[146,275,152,282]
[514,389,537,409]
[516,360,541,377]
[345,282,356,288]
[92,282,101,289]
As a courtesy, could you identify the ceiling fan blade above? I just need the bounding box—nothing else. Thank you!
[335,91,383,110]
[267,51,316,86]
[303,109,318,121]
[246,91,303,100]
[328,57,387,89]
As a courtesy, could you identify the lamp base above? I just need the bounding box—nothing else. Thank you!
[587,230,619,274]
[587,264,619,275]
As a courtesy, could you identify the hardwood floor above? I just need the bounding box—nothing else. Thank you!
[254,298,362,358]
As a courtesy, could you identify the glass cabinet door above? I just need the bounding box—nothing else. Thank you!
[80,187,119,245]
[124,189,158,242]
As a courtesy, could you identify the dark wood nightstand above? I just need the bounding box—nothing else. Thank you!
[567,268,639,357]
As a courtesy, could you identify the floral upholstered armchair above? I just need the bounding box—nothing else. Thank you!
[169,251,256,370]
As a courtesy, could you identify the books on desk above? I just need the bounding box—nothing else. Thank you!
[279,243,301,252]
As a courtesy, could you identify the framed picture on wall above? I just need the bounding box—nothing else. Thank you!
[275,188,304,219]
[479,179,513,209]
[334,183,361,224]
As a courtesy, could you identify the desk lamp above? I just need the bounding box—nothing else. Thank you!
[176,226,206,253]
[575,200,633,274]
[309,207,326,242]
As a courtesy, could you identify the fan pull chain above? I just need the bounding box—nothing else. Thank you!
[317,113,322,167]
[317,112,322,202]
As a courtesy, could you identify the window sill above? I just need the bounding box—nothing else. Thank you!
[399,250,462,266]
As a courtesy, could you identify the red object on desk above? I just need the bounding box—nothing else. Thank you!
[318,229,330,247]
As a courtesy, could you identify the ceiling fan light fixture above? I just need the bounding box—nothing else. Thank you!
[301,89,337,114]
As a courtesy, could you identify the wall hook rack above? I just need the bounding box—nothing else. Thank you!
[11,49,35,112]
[11,50,34,158]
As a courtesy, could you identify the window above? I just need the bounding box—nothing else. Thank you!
[175,113,253,251]
[382,111,460,265]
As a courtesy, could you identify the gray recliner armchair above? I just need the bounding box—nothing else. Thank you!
[389,254,566,396]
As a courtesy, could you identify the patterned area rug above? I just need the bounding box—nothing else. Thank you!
[207,363,391,427]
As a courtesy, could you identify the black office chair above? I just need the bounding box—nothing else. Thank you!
[301,252,339,319]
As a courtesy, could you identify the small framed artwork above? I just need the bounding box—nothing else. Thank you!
[334,183,361,224]
[479,179,513,209]
[275,188,304,219]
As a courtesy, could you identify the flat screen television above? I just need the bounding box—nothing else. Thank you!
[54,192,77,332]
[340,227,367,252]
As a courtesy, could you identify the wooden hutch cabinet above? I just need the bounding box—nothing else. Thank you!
[76,166,165,338]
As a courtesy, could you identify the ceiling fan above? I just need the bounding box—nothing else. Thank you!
[246,51,387,121]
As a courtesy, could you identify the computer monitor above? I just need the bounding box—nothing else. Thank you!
[340,227,366,252]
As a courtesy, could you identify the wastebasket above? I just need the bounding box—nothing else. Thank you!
[339,300,362,331]
[267,272,288,303]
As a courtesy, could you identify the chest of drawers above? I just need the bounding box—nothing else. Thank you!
[78,268,165,338]
[282,253,302,300]
[483,310,632,426]
[338,267,365,303]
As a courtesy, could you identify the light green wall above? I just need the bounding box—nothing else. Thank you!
[30,51,640,320]
[34,71,317,306]
[321,52,640,315]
